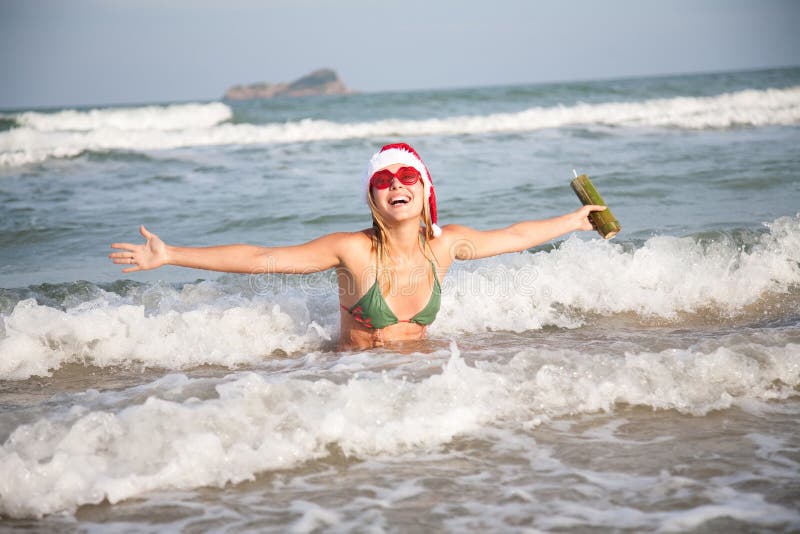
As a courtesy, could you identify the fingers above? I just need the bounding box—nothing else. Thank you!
[584,204,607,213]
[109,255,136,264]
[110,242,137,251]
[110,227,151,273]
[111,225,154,250]
[110,253,140,272]
[109,248,138,258]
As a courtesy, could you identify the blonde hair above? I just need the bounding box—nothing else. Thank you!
[366,190,438,294]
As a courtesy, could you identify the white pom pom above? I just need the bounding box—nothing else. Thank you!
[431,223,442,237]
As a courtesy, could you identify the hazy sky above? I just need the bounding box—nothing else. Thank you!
[1,0,798,109]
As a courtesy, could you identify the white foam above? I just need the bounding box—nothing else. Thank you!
[16,102,232,132]
[0,282,335,380]
[510,343,800,417]
[1,216,798,381]
[434,214,800,333]
[2,86,799,166]
[289,501,341,533]
[1,338,798,518]
[657,489,800,531]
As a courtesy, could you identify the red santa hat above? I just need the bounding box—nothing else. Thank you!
[363,142,442,237]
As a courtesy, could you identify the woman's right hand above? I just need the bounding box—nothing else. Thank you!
[109,225,168,273]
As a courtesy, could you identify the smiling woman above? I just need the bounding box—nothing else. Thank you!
[109,142,604,350]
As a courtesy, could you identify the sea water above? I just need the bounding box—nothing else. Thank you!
[0,67,799,531]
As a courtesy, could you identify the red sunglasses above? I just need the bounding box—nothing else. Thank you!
[369,166,422,189]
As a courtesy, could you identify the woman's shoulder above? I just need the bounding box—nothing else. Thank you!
[322,228,373,257]
[310,228,371,243]
[327,228,373,244]
[326,229,374,273]
[427,224,468,248]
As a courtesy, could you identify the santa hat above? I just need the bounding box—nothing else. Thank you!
[362,142,442,237]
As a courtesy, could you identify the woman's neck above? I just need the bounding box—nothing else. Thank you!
[383,219,422,261]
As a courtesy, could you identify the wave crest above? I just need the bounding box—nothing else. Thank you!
[2,87,799,166]
[0,216,798,380]
[1,339,797,518]
[435,214,800,332]
[15,102,232,132]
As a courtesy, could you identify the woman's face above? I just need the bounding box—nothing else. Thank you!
[370,163,425,223]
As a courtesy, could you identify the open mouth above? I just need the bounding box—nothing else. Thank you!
[389,196,410,206]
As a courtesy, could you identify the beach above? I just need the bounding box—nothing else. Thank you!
[1,67,799,531]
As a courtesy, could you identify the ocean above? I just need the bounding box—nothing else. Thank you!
[1,67,799,532]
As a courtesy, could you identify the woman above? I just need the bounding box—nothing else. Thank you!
[110,143,604,350]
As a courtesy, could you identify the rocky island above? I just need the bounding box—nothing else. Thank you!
[223,68,353,100]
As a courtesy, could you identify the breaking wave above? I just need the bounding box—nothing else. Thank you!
[2,86,799,166]
[1,215,798,380]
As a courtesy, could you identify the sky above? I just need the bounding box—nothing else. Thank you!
[1,0,798,110]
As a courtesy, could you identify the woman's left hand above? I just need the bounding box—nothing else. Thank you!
[571,205,606,232]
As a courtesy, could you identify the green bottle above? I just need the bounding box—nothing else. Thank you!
[570,173,621,239]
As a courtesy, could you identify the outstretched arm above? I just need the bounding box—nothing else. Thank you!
[109,225,343,274]
[444,205,606,260]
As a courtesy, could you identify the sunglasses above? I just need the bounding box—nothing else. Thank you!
[369,166,422,189]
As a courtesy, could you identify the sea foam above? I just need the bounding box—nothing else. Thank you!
[1,339,797,518]
[1,215,798,380]
[0,285,334,381]
[15,102,232,132]
[436,214,800,332]
[2,86,799,166]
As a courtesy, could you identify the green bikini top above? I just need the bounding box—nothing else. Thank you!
[342,257,441,330]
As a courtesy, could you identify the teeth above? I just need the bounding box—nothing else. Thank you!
[390,196,410,205]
